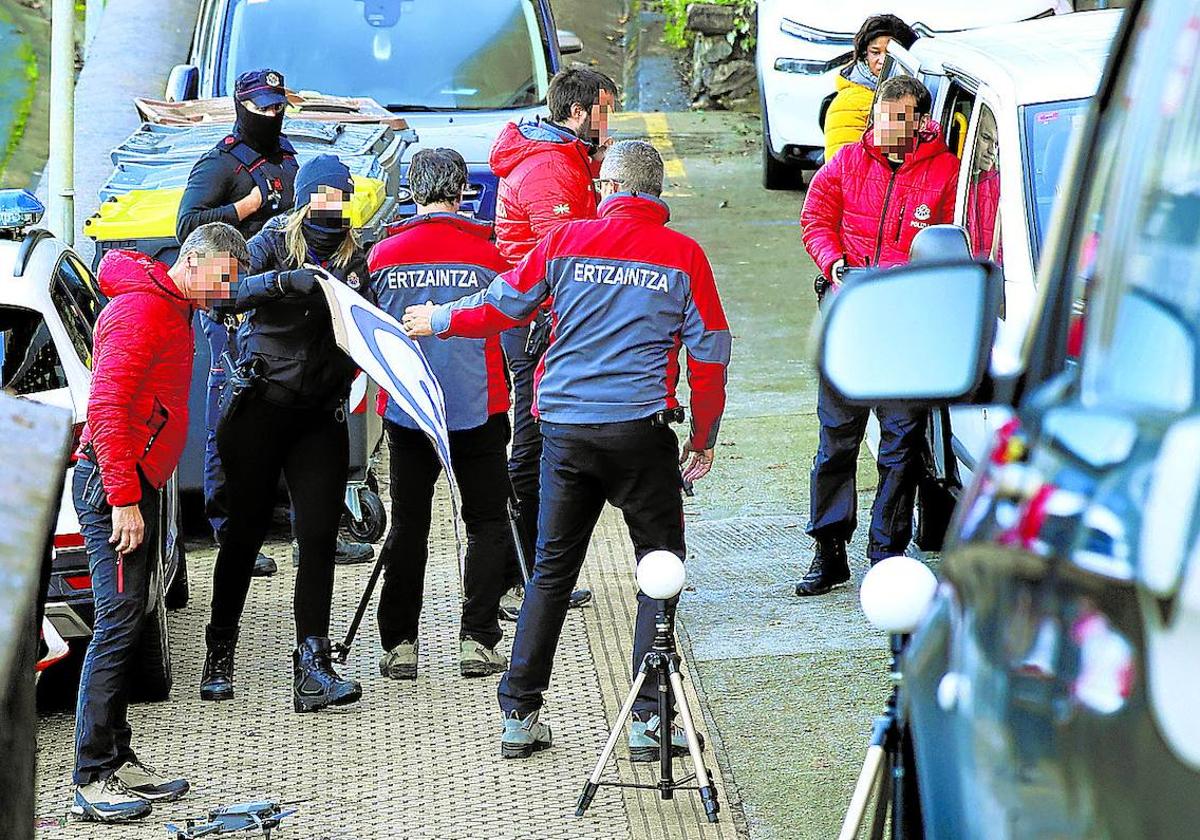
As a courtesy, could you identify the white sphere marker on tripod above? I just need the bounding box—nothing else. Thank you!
[576,550,720,823]
[839,555,938,840]
[636,549,687,600]
[859,555,938,634]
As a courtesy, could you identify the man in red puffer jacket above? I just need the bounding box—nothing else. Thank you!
[489,67,617,616]
[797,75,959,597]
[69,223,245,824]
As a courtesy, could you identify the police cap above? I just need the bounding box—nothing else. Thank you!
[234,69,288,109]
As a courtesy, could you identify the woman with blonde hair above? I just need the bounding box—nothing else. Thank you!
[200,154,372,713]
[823,14,918,163]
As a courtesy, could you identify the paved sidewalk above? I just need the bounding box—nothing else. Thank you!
[34,486,746,839]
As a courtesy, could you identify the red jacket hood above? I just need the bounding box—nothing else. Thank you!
[489,119,590,179]
[860,121,952,168]
[97,249,189,309]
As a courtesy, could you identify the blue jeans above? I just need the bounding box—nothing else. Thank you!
[72,458,160,785]
[807,377,927,559]
[201,315,229,540]
[498,420,684,718]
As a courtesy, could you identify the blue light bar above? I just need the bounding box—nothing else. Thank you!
[0,189,45,231]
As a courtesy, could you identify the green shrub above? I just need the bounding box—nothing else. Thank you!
[658,0,756,52]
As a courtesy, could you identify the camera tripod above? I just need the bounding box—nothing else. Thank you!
[575,600,720,823]
[839,634,923,840]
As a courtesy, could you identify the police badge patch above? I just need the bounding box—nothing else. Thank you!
[266,72,283,88]
[914,204,932,221]
[346,272,362,290]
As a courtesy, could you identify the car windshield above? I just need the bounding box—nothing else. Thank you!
[0,306,68,396]
[1024,99,1090,251]
[220,0,549,111]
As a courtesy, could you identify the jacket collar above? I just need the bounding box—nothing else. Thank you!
[393,211,494,240]
[597,192,671,225]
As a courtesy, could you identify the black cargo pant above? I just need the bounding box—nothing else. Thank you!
[498,419,684,718]
[807,377,927,561]
[210,395,348,643]
[377,414,513,650]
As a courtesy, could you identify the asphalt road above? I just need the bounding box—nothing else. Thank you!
[613,110,893,840]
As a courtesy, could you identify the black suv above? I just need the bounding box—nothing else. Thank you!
[818,1,1200,836]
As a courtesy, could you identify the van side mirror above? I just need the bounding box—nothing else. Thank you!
[165,65,199,102]
[818,260,1003,404]
[558,29,584,55]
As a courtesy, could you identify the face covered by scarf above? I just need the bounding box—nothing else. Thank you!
[303,211,350,258]
[234,100,285,153]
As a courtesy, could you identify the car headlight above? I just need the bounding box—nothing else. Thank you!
[774,53,851,75]
[779,17,853,46]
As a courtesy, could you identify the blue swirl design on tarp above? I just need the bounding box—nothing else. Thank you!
[349,302,452,469]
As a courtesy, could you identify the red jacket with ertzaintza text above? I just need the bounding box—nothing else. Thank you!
[79,250,195,507]
[430,193,731,452]
[801,124,960,279]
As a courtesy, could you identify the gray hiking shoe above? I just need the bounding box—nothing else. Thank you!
[460,638,507,677]
[71,776,153,822]
[501,710,553,759]
[113,759,189,802]
[498,585,523,622]
[379,641,418,680]
[629,714,706,762]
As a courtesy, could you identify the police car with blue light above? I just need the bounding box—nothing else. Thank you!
[0,189,186,702]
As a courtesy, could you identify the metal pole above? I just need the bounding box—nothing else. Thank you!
[49,0,75,246]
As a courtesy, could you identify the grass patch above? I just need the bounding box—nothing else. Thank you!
[0,0,50,188]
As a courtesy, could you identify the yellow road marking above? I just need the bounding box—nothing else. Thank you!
[643,112,688,181]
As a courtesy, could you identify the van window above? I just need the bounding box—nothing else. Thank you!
[1077,0,1200,412]
[0,307,69,396]
[942,82,976,159]
[964,105,1001,262]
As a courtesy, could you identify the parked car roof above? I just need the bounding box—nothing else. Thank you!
[912,10,1123,105]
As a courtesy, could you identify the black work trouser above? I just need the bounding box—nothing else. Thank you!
[807,377,927,560]
[500,326,544,567]
[377,414,513,650]
[72,461,159,784]
[209,395,349,643]
[498,420,684,718]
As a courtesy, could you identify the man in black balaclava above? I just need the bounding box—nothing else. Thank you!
[177,69,297,578]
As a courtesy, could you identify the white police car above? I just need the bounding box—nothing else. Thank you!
[0,190,186,701]
[755,0,1073,189]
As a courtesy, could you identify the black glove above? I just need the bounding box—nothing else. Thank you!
[277,268,319,296]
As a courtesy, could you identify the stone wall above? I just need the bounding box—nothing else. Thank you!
[686,3,757,109]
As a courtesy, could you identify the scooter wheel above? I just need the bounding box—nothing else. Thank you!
[346,489,387,544]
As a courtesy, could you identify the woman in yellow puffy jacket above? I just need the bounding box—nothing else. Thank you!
[824,14,918,163]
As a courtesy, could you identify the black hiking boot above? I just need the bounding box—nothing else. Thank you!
[293,636,363,713]
[200,624,238,701]
[794,539,851,597]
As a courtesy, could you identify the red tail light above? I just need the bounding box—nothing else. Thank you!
[63,574,92,590]
[54,533,85,550]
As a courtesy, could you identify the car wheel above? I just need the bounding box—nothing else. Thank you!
[345,489,387,544]
[0,607,37,840]
[915,478,957,552]
[762,105,801,191]
[131,574,172,703]
[165,536,189,611]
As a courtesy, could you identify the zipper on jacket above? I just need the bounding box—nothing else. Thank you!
[873,167,900,266]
